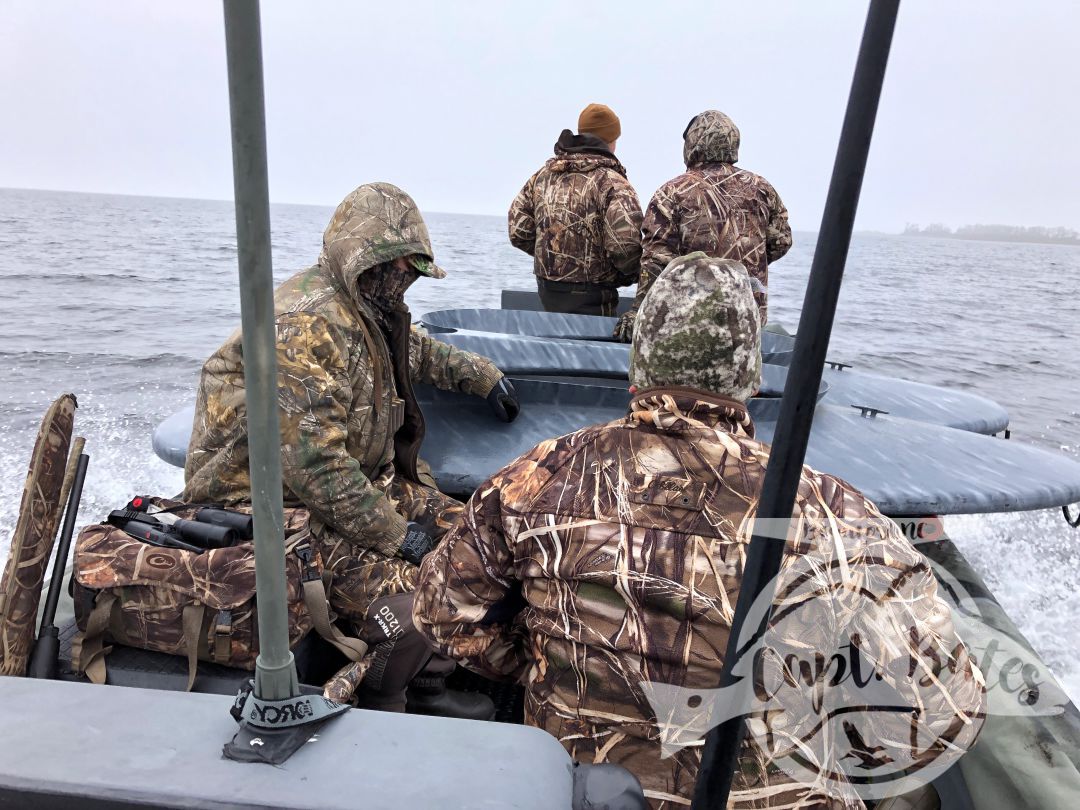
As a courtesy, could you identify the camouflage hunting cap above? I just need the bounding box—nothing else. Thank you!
[407,255,443,278]
[683,110,740,167]
[321,182,445,290]
[629,251,761,401]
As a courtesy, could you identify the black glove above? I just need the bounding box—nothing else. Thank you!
[486,376,520,423]
[398,521,435,566]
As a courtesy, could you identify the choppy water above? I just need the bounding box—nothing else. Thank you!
[2,187,1078,698]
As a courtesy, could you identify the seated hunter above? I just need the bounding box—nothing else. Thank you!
[412,252,984,808]
[183,182,520,719]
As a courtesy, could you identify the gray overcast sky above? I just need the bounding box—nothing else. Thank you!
[1,1,1076,232]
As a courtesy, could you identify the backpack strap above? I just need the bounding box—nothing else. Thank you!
[74,592,206,692]
[295,541,369,663]
[72,590,117,685]
[301,579,369,662]
[181,603,206,692]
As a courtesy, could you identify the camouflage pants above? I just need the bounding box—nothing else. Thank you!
[536,278,619,316]
[314,476,463,710]
[313,476,464,620]
[528,702,700,809]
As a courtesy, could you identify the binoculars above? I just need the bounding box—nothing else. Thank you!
[108,504,256,554]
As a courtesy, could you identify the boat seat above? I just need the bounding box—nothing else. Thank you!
[53,617,334,696]
[501,288,635,315]
[52,617,526,721]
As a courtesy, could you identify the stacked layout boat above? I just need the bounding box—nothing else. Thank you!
[155,293,1080,518]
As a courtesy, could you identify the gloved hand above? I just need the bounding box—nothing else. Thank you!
[612,309,637,343]
[486,376,520,423]
[398,521,435,566]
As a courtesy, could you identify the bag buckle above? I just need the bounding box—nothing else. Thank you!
[213,609,234,662]
[295,542,320,583]
[214,609,234,637]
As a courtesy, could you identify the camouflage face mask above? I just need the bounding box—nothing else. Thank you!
[356,261,420,313]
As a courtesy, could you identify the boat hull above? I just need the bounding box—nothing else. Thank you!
[155,376,1080,516]
[418,307,1010,434]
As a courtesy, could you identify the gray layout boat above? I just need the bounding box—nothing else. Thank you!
[154,300,1080,517]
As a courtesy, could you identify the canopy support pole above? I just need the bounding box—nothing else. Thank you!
[222,0,298,702]
[691,1,900,806]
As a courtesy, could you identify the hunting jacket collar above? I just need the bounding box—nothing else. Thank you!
[629,385,755,439]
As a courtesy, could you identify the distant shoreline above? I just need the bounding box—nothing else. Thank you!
[902,224,1080,247]
[903,233,1080,247]
[0,185,498,220]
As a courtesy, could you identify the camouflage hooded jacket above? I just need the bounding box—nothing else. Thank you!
[634,112,792,323]
[184,183,503,558]
[509,130,643,286]
[414,389,984,808]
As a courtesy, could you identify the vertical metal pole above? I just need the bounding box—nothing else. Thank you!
[691,1,900,806]
[222,0,298,700]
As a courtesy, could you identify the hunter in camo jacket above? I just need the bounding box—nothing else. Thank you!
[415,253,983,808]
[614,110,792,341]
[509,107,643,316]
[184,183,509,711]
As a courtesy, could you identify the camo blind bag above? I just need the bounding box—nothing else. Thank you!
[71,500,366,690]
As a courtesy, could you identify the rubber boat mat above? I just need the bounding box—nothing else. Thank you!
[54,617,524,722]
[447,667,524,724]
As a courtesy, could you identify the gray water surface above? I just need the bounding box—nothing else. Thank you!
[1,187,1078,698]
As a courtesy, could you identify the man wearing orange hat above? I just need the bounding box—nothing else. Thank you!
[508,103,642,316]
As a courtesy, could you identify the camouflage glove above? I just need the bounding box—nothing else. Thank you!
[323,659,372,704]
[486,376,520,423]
[612,309,636,343]
[398,522,435,566]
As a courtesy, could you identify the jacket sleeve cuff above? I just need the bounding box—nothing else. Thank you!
[375,510,410,559]
[471,360,505,398]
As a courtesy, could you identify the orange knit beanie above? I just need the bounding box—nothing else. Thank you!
[577,103,621,143]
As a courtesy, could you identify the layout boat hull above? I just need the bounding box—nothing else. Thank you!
[419,306,1010,434]
[154,379,1080,517]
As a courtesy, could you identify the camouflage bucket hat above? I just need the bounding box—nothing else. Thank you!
[629,251,761,400]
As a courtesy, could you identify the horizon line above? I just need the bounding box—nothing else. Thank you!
[0,184,896,235]
[0,183,500,220]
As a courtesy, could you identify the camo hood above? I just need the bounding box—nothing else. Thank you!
[319,182,444,307]
[683,110,740,167]
[630,251,761,400]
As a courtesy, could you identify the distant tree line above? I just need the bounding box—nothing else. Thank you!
[903,223,1080,245]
